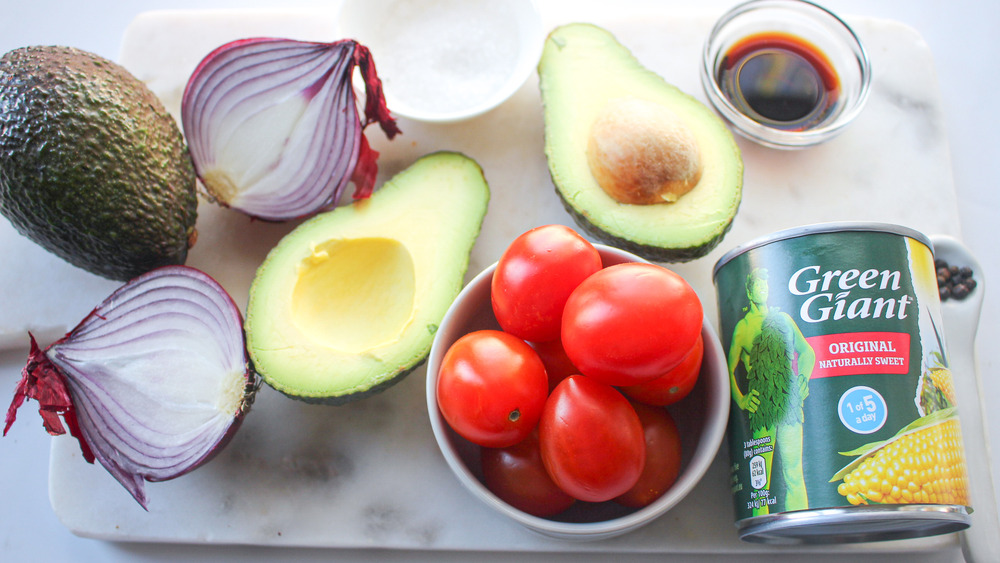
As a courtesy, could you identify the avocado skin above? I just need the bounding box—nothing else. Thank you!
[555,189,736,263]
[288,358,427,406]
[0,46,197,281]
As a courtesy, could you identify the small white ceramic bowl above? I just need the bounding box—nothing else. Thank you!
[337,0,544,123]
[425,244,730,540]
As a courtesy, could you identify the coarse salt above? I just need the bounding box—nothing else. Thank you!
[363,0,522,116]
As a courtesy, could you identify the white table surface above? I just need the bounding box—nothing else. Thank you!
[1,1,996,562]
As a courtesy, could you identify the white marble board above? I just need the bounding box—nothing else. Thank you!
[0,6,984,556]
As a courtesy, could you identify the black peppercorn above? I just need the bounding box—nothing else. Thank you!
[934,259,976,302]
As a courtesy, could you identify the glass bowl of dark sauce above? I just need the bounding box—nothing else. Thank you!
[702,0,871,149]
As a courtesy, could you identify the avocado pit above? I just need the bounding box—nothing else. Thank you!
[586,97,702,205]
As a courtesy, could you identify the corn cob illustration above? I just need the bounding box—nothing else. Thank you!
[928,367,957,406]
[832,411,968,506]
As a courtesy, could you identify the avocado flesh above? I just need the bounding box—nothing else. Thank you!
[0,46,198,281]
[245,152,490,404]
[539,23,743,262]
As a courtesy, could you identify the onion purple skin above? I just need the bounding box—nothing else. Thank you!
[4,265,259,510]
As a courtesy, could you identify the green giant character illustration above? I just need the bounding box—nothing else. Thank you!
[728,268,815,515]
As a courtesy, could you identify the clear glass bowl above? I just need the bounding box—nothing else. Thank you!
[701,0,872,149]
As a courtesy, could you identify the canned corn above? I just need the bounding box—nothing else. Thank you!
[713,222,971,544]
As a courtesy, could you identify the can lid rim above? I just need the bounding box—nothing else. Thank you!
[712,221,933,279]
[736,504,970,545]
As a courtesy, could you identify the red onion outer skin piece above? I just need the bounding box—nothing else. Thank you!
[4,266,258,509]
[181,37,400,221]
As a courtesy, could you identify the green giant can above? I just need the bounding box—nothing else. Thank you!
[713,222,971,544]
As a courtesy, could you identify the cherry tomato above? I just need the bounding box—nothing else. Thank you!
[481,429,576,517]
[620,334,704,407]
[561,262,703,386]
[491,225,602,342]
[614,403,683,508]
[436,330,548,448]
[539,375,645,502]
[530,337,578,392]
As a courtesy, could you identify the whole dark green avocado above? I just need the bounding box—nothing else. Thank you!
[0,45,198,281]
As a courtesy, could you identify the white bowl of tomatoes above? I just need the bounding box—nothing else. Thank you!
[426,225,730,540]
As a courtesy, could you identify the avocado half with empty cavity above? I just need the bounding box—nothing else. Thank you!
[245,152,490,404]
[539,23,743,262]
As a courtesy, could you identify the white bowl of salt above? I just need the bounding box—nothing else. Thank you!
[337,0,544,123]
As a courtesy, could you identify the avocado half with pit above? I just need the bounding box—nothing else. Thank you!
[245,152,490,404]
[539,23,743,262]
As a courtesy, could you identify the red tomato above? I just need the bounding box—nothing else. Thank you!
[436,330,548,448]
[539,375,645,502]
[615,403,683,508]
[561,262,702,386]
[481,429,576,517]
[491,225,602,342]
[620,334,704,407]
[530,338,578,392]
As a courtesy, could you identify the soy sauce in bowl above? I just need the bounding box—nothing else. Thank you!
[700,0,871,149]
[716,31,840,131]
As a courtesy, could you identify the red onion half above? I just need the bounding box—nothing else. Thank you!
[181,37,401,221]
[4,266,258,509]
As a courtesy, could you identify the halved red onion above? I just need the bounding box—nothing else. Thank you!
[181,37,401,221]
[4,266,258,509]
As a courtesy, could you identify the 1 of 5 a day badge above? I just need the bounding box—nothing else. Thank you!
[838,385,887,434]
[713,223,971,544]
